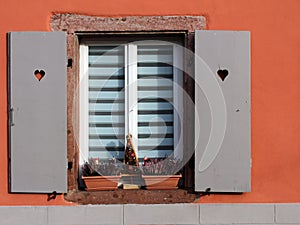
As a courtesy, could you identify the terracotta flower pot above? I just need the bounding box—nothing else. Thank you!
[142,174,182,190]
[82,176,120,191]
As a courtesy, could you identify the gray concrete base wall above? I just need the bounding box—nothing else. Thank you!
[0,203,300,225]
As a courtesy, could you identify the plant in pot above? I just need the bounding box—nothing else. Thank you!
[119,134,144,189]
[141,156,183,190]
[81,158,121,191]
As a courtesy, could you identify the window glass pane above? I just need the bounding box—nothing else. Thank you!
[88,46,125,160]
[137,45,174,160]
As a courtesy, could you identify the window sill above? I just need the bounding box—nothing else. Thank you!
[65,189,197,204]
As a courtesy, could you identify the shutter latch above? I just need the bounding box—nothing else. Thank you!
[47,191,57,201]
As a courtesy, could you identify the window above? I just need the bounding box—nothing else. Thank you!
[8,16,251,195]
[79,37,183,164]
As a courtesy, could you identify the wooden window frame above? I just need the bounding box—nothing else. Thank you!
[79,40,184,164]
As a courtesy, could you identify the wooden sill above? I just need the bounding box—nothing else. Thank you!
[65,189,197,204]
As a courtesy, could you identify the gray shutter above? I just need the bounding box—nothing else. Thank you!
[194,30,251,192]
[8,32,67,193]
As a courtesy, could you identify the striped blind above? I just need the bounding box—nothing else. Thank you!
[87,44,175,161]
[137,45,174,159]
[88,46,125,160]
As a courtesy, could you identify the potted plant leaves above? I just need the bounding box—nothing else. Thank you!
[81,158,121,191]
[141,156,183,190]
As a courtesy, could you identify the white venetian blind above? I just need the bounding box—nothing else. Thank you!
[137,45,174,159]
[88,46,125,160]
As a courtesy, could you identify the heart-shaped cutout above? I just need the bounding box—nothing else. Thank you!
[217,69,229,81]
[34,70,46,81]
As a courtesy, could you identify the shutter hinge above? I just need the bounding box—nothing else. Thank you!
[9,108,15,126]
[68,161,73,170]
[67,58,73,68]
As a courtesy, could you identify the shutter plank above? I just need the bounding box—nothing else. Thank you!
[194,30,251,192]
[8,32,67,193]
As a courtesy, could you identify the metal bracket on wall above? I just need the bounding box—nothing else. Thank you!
[9,108,14,126]
[47,191,57,201]
[67,58,73,68]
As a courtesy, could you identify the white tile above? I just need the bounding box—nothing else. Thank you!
[48,205,123,225]
[200,204,274,224]
[0,206,47,225]
[124,204,199,225]
[276,203,300,224]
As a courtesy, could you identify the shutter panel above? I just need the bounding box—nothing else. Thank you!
[8,32,67,193]
[88,46,125,160]
[137,45,174,159]
[194,30,251,192]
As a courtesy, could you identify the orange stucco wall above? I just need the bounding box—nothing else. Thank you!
[0,0,299,205]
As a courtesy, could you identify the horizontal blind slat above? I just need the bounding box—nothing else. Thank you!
[89,103,125,111]
[89,111,125,116]
[89,68,124,76]
[89,80,124,88]
[138,126,173,134]
[89,115,124,123]
[89,127,125,135]
[138,138,173,146]
[89,91,124,100]
[138,67,173,75]
[138,102,173,110]
[89,139,124,147]
[138,78,173,87]
[138,90,173,99]
[138,74,173,79]
[89,146,124,152]
[138,145,174,151]
[138,55,172,64]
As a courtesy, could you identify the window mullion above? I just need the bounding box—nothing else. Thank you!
[127,44,138,154]
[124,45,129,141]
[79,44,89,164]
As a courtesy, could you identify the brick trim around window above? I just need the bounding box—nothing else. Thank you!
[50,14,206,193]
